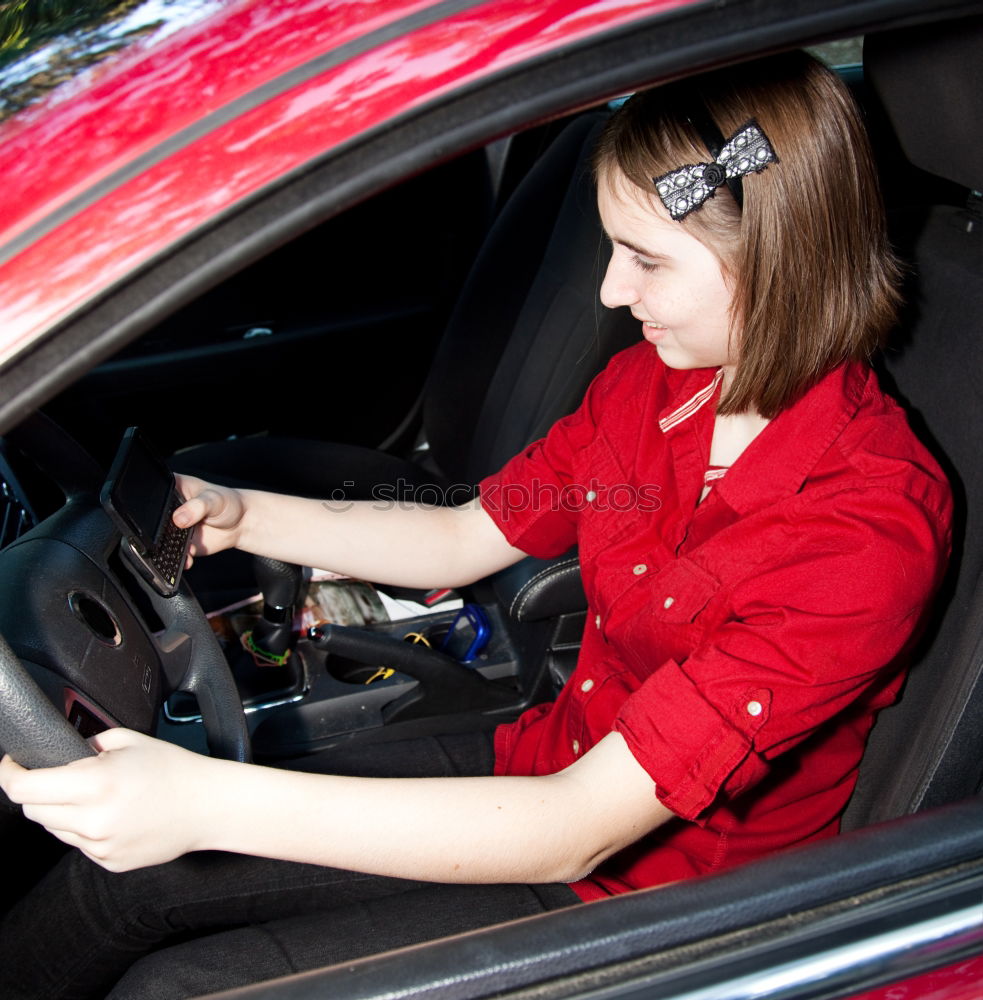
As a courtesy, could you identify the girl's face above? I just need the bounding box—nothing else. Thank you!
[598,171,738,386]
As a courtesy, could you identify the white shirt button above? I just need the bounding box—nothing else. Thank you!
[586,490,597,502]
[663,596,675,609]
[595,614,601,628]
[747,700,763,717]
[572,740,580,755]
[632,563,647,575]
[580,679,594,693]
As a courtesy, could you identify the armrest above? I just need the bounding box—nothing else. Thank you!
[492,551,586,622]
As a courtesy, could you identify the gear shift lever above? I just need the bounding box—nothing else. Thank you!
[167,557,308,719]
[232,556,307,703]
[245,557,305,663]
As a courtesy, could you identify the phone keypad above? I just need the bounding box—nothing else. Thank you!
[151,497,191,588]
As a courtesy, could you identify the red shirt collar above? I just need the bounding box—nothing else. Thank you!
[658,360,872,517]
[716,361,871,515]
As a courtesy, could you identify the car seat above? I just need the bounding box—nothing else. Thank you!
[842,14,983,829]
[176,111,637,614]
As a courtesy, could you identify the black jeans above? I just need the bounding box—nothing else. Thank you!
[0,731,578,1000]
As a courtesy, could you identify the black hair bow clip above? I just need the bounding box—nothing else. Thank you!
[654,119,778,221]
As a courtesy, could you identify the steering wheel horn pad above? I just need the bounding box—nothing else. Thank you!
[0,484,250,770]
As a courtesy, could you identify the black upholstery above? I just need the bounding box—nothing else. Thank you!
[842,16,983,829]
[424,113,638,485]
[863,20,981,194]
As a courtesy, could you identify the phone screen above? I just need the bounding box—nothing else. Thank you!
[108,435,171,546]
[100,427,191,596]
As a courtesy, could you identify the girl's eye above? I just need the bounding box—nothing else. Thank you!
[631,254,660,274]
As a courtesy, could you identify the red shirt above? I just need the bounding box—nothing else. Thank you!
[479,344,951,900]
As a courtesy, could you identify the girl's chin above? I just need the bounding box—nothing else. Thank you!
[651,343,706,372]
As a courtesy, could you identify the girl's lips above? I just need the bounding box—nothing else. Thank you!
[641,321,667,344]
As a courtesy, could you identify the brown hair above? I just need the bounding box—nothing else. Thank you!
[593,51,901,418]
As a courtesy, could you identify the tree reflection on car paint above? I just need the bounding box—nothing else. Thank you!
[0,0,223,121]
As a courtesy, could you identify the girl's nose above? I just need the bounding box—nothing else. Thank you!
[599,253,639,310]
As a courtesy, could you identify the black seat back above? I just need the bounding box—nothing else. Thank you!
[422,113,638,485]
[842,15,983,829]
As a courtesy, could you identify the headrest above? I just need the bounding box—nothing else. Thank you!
[864,15,983,192]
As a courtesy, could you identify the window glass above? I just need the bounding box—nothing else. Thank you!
[808,37,863,67]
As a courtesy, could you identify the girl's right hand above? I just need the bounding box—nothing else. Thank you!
[172,475,248,565]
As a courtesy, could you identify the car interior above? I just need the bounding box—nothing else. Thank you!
[0,6,981,990]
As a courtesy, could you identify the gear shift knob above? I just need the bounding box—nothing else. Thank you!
[249,556,304,660]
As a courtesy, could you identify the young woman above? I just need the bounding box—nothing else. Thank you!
[0,51,951,999]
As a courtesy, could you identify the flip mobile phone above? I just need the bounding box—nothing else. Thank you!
[100,427,192,597]
[439,603,491,663]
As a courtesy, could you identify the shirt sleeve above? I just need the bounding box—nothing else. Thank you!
[478,351,632,559]
[614,485,951,822]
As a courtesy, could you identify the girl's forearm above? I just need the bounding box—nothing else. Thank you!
[235,492,524,589]
[200,764,587,883]
[195,733,670,885]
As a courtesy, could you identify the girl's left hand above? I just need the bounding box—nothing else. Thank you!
[0,729,220,872]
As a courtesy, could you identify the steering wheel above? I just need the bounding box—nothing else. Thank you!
[0,414,250,771]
